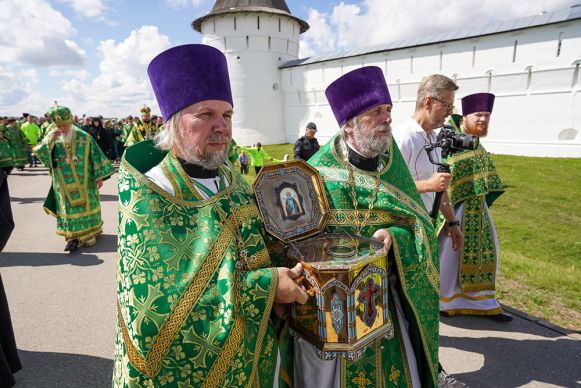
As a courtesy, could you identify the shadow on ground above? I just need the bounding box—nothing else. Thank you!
[13,349,112,388]
[440,314,581,387]
[84,234,117,254]
[0,252,103,267]
[9,197,46,204]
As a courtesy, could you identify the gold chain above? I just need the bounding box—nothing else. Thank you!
[347,162,381,236]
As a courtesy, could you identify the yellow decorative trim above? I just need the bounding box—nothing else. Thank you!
[54,205,101,219]
[118,204,254,378]
[442,307,503,316]
[56,223,102,239]
[120,155,238,208]
[161,157,184,200]
[201,317,245,388]
[327,209,414,227]
[391,236,438,385]
[440,292,495,303]
[450,171,495,191]
[446,147,486,164]
[280,368,293,387]
[247,267,278,387]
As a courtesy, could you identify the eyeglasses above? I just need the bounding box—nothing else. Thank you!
[431,97,455,112]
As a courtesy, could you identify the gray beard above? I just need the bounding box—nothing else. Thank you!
[352,123,392,156]
[179,135,229,170]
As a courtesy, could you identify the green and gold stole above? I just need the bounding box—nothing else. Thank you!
[445,134,504,293]
[114,141,278,387]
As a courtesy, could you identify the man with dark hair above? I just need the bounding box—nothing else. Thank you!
[293,121,320,161]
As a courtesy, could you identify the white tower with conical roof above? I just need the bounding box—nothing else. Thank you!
[193,0,309,145]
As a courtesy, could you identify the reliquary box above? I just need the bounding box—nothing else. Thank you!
[254,160,393,361]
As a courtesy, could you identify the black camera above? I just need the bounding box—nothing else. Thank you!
[434,125,479,158]
[423,125,480,218]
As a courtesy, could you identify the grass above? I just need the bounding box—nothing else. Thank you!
[243,145,581,330]
[491,155,581,330]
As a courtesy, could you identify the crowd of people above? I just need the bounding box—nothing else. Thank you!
[1,42,509,388]
[0,107,165,175]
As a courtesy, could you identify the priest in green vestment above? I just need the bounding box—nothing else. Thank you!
[2,118,28,171]
[279,66,440,388]
[124,106,160,147]
[33,105,114,252]
[439,93,512,321]
[113,44,308,387]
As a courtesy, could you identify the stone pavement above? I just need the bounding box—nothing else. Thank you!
[1,168,579,387]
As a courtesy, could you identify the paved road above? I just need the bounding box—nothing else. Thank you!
[1,168,579,387]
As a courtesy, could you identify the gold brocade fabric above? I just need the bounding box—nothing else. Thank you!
[113,142,278,387]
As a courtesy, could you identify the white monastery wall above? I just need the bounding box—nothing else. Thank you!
[281,20,581,157]
[201,12,301,145]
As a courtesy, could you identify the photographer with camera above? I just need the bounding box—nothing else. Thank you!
[439,93,512,322]
[393,74,464,250]
[393,74,466,388]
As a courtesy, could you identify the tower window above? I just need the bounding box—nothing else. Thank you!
[410,55,414,73]
[234,17,237,30]
[557,32,564,57]
[439,51,443,71]
[246,36,249,49]
[268,36,271,50]
[472,46,476,67]
[257,16,260,30]
[512,40,518,63]
[278,18,281,32]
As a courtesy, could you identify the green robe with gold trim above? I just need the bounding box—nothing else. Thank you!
[33,126,114,242]
[113,140,279,387]
[0,125,14,169]
[125,119,159,147]
[1,124,28,168]
[280,135,440,388]
[442,120,504,294]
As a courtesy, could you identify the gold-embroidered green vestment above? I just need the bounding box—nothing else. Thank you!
[0,124,28,168]
[125,119,160,147]
[279,135,440,387]
[34,126,114,242]
[443,121,504,293]
[113,141,279,387]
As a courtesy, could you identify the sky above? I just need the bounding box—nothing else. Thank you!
[0,0,578,118]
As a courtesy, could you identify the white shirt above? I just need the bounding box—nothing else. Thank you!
[145,165,229,198]
[393,116,441,211]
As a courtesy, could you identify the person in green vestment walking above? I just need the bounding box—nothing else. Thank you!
[124,106,160,147]
[278,66,440,388]
[113,44,308,387]
[33,104,114,252]
[439,92,512,322]
[2,119,28,171]
[0,118,15,174]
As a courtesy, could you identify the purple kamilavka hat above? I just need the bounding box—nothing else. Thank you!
[325,66,392,127]
[147,44,233,122]
[461,93,495,116]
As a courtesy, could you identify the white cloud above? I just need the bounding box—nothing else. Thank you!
[58,0,107,18]
[0,65,46,115]
[0,0,85,66]
[49,69,90,80]
[301,0,580,56]
[165,0,209,9]
[59,25,172,117]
